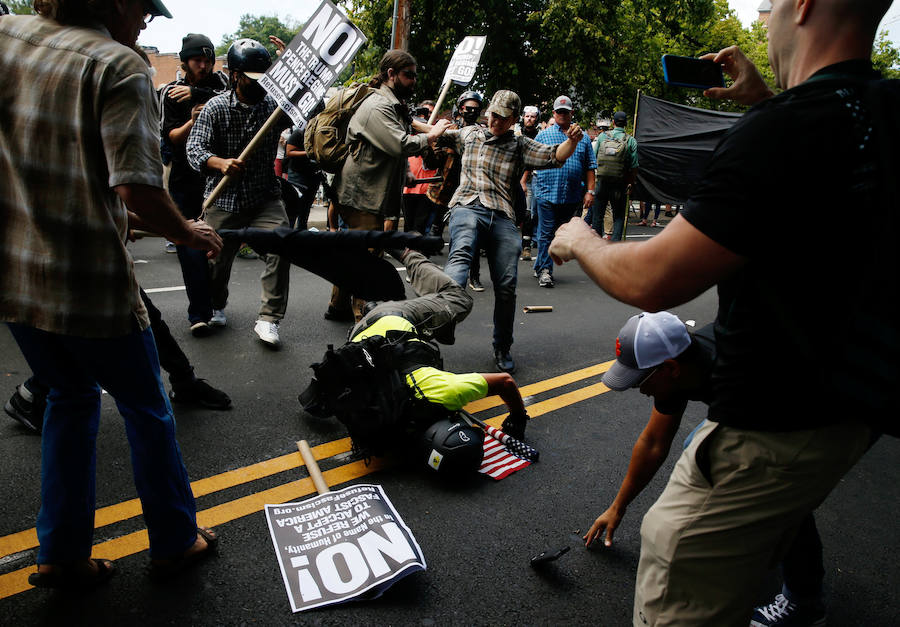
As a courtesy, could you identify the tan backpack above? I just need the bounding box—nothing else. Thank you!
[304,84,374,174]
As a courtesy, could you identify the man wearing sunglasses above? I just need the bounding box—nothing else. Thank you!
[330,49,450,322]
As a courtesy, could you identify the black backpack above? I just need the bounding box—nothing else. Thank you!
[298,331,451,457]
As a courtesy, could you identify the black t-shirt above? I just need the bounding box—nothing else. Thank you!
[654,324,716,417]
[682,60,898,431]
[161,71,229,194]
[285,128,319,180]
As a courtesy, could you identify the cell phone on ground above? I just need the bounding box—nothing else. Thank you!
[661,55,725,90]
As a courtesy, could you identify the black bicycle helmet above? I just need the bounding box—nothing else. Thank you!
[226,38,272,79]
[456,90,483,109]
[421,418,484,476]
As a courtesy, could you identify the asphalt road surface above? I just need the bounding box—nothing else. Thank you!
[1,221,897,625]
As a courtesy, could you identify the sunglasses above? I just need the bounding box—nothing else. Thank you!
[400,69,417,79]
[461,106,481,113]
[554,108,572,114]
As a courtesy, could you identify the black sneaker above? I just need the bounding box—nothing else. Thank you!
[170,379,232,410]
[468,277,485,292]
[750,594,826,627]
[4,385,43,434]
[494,350,516,374]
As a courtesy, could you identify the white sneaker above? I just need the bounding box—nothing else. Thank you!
[209,309,227,327]
[254,319,281,347]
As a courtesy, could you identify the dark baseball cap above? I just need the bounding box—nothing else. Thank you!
[147,0,172,19]
[613,111,628,124]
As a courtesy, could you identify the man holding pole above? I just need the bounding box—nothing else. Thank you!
[327,49,450,323]
[186,38,292,348]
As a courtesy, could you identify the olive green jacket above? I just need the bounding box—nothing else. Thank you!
[334,85,429,218]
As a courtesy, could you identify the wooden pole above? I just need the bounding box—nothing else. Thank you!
[428,80,453,125]
[202,107,285,213]
[297,440,331,495]
[393,0,410,51]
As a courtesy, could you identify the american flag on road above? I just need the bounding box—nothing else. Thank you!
[479,425,539,481]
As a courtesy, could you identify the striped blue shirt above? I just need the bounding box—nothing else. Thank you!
[532,126,597,204]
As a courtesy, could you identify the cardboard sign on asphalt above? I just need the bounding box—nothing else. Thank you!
[265,484,426,612]
[258,0,367,129]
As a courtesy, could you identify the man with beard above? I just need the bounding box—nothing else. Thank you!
[327,50,450,323]
[160,33,228,337]
[187,38,293,348]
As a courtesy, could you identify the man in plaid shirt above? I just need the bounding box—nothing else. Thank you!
[440,90,585,373]
[1,0,222,587]
[529,95,596,288]
[187,38,292,348]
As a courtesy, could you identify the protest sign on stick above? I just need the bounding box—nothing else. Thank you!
[203,0,366,211]
[428,35,487,125]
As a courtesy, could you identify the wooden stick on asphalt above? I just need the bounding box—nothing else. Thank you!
[523,305,553,313]
[202,107,285,213]
[297,440,331,495]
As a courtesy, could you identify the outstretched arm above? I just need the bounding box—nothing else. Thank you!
[549,215,745,311]
[584,409,681,548]
[481,373,526,415]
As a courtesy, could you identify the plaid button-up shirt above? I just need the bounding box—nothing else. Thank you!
[532,126,597,204]
[186,91,283,213]
[443,126,562,221]
[0,16,158,337]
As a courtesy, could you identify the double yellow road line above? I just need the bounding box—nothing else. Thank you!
[0,361,613,599]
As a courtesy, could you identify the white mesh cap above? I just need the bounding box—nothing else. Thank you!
[601,312,691,391]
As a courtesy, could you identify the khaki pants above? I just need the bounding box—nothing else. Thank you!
[634,419,872,626]
[204,199,290,322]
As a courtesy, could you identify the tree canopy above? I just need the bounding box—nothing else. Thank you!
[6,0,33,14]
[216,14,301,57]
[225,1,900,125]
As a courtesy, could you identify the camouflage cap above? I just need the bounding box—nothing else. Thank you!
[486,90,521,119]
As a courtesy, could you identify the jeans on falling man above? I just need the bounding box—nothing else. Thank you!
[444,203,521,357]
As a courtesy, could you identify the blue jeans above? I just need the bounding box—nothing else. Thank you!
[170,189,213,325]
[533,198,580,274]
[7,322,198,562]
[444,204,521,352]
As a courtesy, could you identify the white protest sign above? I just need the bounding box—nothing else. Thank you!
[258,0,367,129]
[441,35,487,87]
[265,484,426,613]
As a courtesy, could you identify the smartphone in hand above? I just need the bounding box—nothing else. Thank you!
[662,54,725,90]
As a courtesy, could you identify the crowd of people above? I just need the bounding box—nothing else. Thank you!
[1,0,897,625]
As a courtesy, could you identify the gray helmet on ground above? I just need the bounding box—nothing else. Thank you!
[226,38,271,79]
[422,418,484,476]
